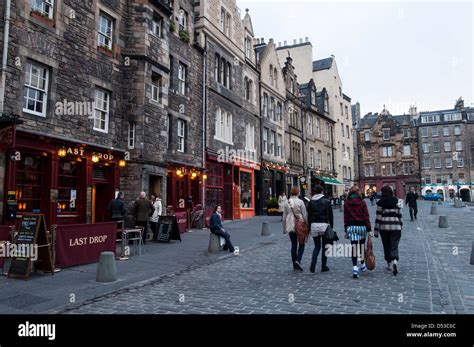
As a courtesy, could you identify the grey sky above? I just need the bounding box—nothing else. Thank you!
[237,1,473,116]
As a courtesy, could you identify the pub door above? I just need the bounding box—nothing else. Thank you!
[92,183,109,223]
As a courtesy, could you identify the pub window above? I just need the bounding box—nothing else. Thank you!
[16,156,44,213]
[98,12,113,50]
[23,61,49,117]
[93,88,109,133]
[58,160,80,214]
[31,0,55,19]
[128,122,135,149]
[240,171,252,208]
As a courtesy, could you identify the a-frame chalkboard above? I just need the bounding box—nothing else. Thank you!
[154,216,181,243]
[8,214,54,279]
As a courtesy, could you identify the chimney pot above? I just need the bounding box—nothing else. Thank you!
[299,38,303,43]
[284,40,287,45]
[305,37,309,42]
[293,39,297,44]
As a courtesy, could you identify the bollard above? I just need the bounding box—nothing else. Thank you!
[208,233,221,253]
[437,200,442,205]
[470,242,474,265]
[438,215,449,228]
[96,252,117,283]
[430,203,437,215]
[261,221,271,236]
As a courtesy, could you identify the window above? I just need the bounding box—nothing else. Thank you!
[214,54,220,82]
[98,12,113,50]
[220,8,225,32]
[403,144,411,156]
[455,140,462,151]
[244,77,252,102]
[340,103,343,117]
[403,162,413,175]
[342,144,345,157]
[317,150,322,168]
[364,164,374,177]
[245,123,255,151]
[343,166,347,179]
[458,173,464,180]
[345,105,349,119]
[177,119,185,152]
[347,147,351,160]
[269,65,273,85]
[167,115,172,149]
[421,128,428,137]
[308,115,313,135]
[151,73,162,102]
[383,129,390,140]
[269,97,275,120]
[316,118,321,137]
[454,125,461,135]
[422,143,430,153]
[423,158,431,169]
[277,134,282,157]
[364,131,370,141]
[276,102,282,122]
[273,68,278,87]
[311,91,316,105]
[93,88,109,132]
[381,163,395,176]
[178,63,186,95]
[436,174,442,184]
[433,142,440,152]
[431,127,438,137]
[23,61,49,117]
[421,114,440,123]
[425,175,431,184]
[326,123,330,141]
[310,148,315,168]
[263,127,268,154]
[152,12,162,37]
[346,125,350,139]
[444,141,451,152]
[240,171,252,208]
[215,108,232,143]
[58,159,79,214]
[403,128,409,138]
[290,78,294,94]
[178,9,187,32]
[443,126,449,136]
[324,94,329,112]
[445,112,462,121]
[341,123,344,137]
[348,167,352,180]
[225,62,231,88]
[445,157,452,168]
[31,0,54,19]
[457,157,464,167]
[382,146,393,157]
[226,13,231,37]
[327,153,331,171]
[434,157,441,169]
[244,36,251,58]
[225,111,232,142]
[128,122,135,149]
[270,131,275,155]
[263,94,268,117]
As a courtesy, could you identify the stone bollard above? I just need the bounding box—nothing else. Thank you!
[470,242,474,265]
[96,252,117,283]
[430,203,437,215]
[438,215,449,228]
[208,233,221,253]
[261,221,271,236]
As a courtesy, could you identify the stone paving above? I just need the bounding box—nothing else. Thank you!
[61,200,474,314]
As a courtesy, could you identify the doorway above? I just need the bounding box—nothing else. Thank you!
[149,175,162,200]
[460,188,471,202]
[92,183,110,223]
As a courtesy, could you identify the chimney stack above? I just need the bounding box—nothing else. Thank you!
[293,39,297,44]
[305,37,309,42]
[284,40,287,46]
[299,38,303,43]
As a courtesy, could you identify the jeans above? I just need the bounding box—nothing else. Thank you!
[150,221,158,240]
[409,206,418,220]
[211,229,234,252]
[311,235,328,269]
[351,239,366,266]
[380,230,401,262]
[289,232,305,265]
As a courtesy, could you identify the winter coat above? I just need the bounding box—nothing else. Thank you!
[344,197,371,231]
[209,212,224,234]
[133,198,154,222]
[374,196,403,232]
[405,192,418,208]
[150,199,162,223]
[107,198,127,219]
[282,196,308,234]
[307,194,334,228]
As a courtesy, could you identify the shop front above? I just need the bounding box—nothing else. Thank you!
[259,161,286,215]
[2,130,125,229]
[311,171,344,198]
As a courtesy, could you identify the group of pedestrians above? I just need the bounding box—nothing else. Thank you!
[282,184,405,278]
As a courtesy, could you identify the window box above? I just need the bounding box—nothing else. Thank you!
[30,10,55,27]
[179,29,190,43]
[97,45,114,57]
[170,20,176,33]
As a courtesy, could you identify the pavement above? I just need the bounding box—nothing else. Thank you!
[0,200,473,314]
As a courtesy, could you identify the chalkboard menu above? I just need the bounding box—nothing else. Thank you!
[8,214,54,279]
[154,216,181,243]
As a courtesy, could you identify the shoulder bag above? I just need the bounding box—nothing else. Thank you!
[290,202,309,244]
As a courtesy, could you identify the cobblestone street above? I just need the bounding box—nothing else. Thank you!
[61,201,474,314]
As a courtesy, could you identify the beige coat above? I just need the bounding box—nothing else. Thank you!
[282,196,308,234]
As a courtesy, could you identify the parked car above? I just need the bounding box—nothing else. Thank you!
[423,193,443,201]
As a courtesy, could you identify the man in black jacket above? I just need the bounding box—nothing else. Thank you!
[405,187,419,221]
[108,191,128,222]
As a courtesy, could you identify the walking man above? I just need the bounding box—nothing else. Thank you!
[405,187,419,221]
[133,192,155,244]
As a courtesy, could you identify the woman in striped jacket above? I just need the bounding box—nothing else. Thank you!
[374,186,403,276]
[344,186,372,278]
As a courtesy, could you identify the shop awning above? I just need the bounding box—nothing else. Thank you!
[314,176,345,186]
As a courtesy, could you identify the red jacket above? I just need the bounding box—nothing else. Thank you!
[344,197,371,231]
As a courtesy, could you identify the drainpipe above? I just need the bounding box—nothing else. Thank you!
[201,34,207,208]
[0,0,12,113]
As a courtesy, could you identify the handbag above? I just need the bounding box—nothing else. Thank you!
[323,200,338,242]
[364,234,376,270]
[290,203,309,244]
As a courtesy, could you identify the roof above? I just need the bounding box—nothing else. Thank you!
[312,57,333,71]
[359,113,416,128]
[275,41,312,51]
[342,93,351,102]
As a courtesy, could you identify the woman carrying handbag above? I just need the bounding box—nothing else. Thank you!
[282,187,309,271]
[344,186,372,278]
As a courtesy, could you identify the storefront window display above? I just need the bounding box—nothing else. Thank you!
[240,171,252,208]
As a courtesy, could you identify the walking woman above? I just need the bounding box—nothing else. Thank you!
[282,187,308,271]
[344,186,372,278]
[209,205,235,253]
[374,186,403,275]
[307,185,333,273]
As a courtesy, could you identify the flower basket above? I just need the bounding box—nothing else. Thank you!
[30,10,55,27]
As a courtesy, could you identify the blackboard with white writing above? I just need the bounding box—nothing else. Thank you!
[155,216,181,243]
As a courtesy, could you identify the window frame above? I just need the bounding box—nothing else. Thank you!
[93,88,110,133]
[23,61,49,117]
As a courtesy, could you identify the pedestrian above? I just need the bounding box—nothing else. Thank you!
[405,187,419,221]
[278,193,287,221]
[307,185,333,273]
[344,186,372,278]
[150,194,162,239]
[374,186,403,276]
[282,187,308,271]
[132,192,155,245]
[369,192,375,206]
[209,205,235,253]
[107,191,127,223]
